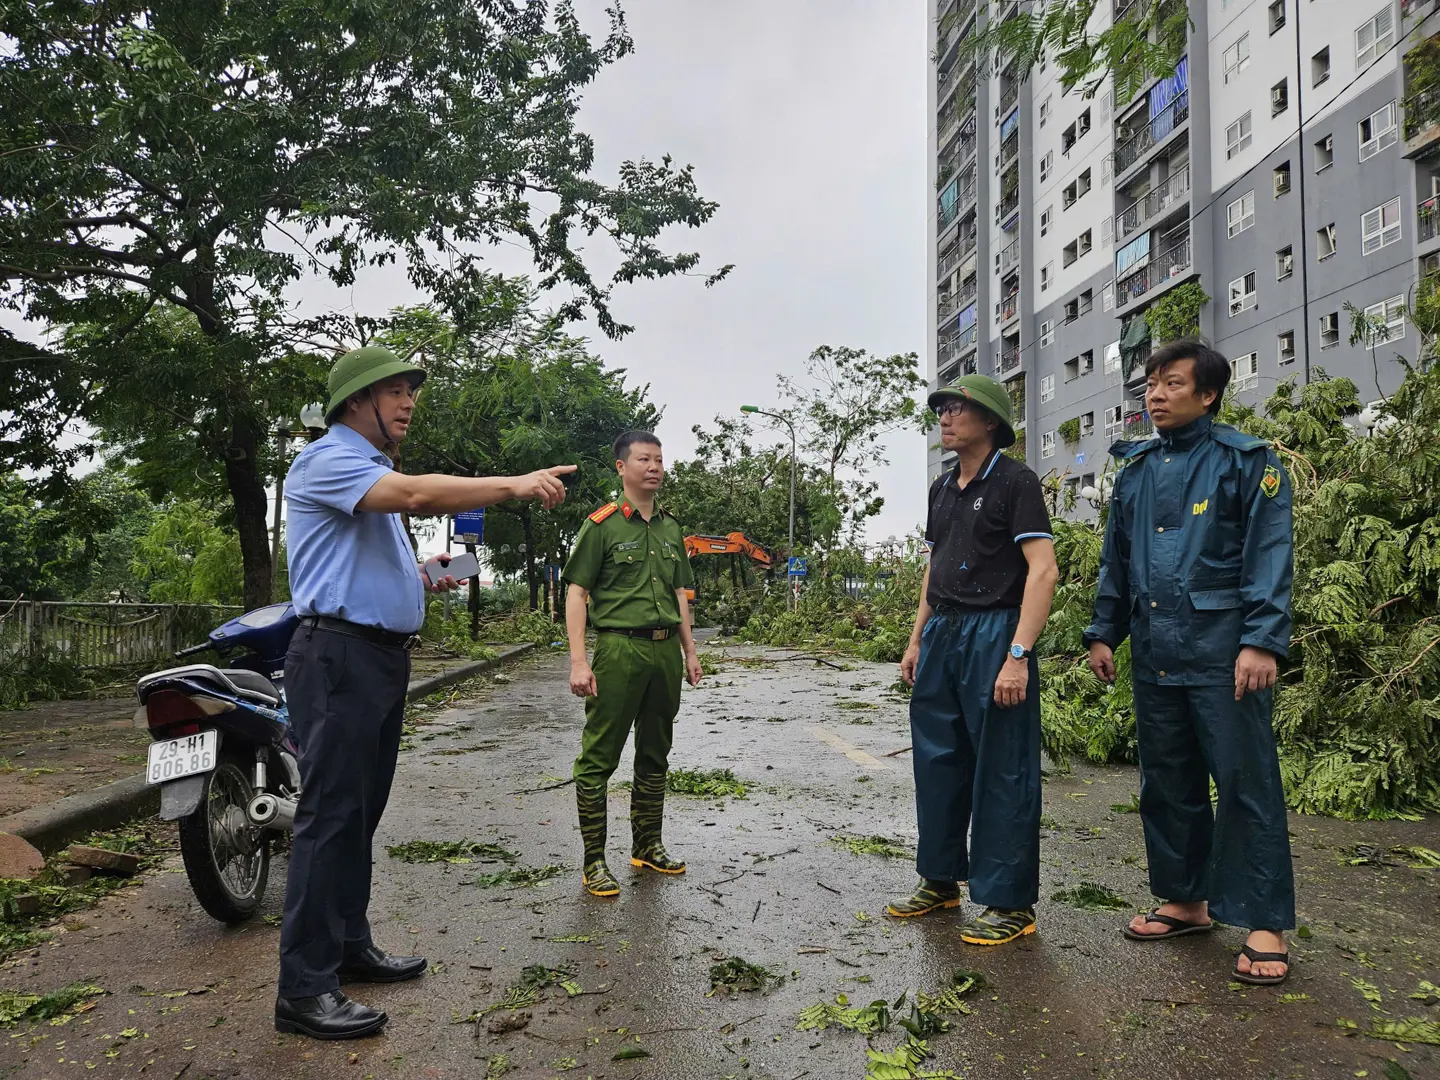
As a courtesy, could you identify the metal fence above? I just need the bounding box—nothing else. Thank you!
[0,602,242,669]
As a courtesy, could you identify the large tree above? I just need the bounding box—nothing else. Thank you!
[0,0,727,608]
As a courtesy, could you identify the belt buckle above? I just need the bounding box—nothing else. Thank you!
[403,634,421,651]
[651,628,667,641]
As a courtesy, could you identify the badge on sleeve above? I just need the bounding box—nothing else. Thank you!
[1260,464,1282,498]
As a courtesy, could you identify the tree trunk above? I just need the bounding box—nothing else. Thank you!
[468,544,480,641]
[523,512,539,611]
[223,419,274,611]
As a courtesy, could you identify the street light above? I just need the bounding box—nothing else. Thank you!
[740,404,796,556]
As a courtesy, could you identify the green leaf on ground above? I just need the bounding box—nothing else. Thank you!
[462,966,576,1020]
[667,768,749,799]
[1050,882,1130,911]
[1352,977,1383,1009]
[0,983,106,1026]
[1410,980,1440,1005]
[797,996,891,1035]
[475,865,565,889]
[827,834,912,859]
[485,1054,512,1079]
[386,839,519,864]
[1110,793,1141,813]
[1337,1016,1440,1045]
[612,1046,650,1060]
[708,956,783,995]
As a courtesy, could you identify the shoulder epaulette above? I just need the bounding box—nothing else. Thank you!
[1210,423,1271,452]
[1108,436,1159,461]
[588,502,619,524]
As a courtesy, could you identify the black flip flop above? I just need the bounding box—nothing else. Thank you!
[1233,945,1290,985]
[1122,909,1215,941]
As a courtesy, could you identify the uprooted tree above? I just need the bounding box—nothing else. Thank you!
[0,1,728,608]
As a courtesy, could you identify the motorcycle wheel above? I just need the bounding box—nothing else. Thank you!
[178,751,270,923]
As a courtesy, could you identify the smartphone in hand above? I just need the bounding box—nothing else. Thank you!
[423,551,480,587]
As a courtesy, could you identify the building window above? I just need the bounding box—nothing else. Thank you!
[1355,8,1394,70]
[1363,295,1406,344]
[1227,191,1255,238]
[1040,206,1052,236]
[1318,222,1337,259]
[1078,168,1092,197]
[1315,133,1334,170]
[1078,229,1093,257]
[1320,311,1340,348]
[1041,262,1053,290]
[1064,355,1080,380]
[1104,404,1124,437]
[1278,330,1296,365]
[1077,108,1091,137]
[1104,341,1121,373]
[1039,96,1052,127]
[1228,272,1257,316]
[1231,352,1259,392]
[1312,46,1330,86]
[1272,78,1288,117]
[1269,0,1286,35]
[1079,288,1093,315]
[1064,297,1080,323]
[1062,181,1077,208]
[1224,34,1250,83]
[1226,113,1252,159]
[1081,411,1095,436]
[1081,349,1094,374]
[1277,245,1294,280]
[1063,238,1079,267]
[1274,160,1292,197]
[1041,431,1056,459]
[1102,280,1115,312]
[1361,197,1402,255]
[1040,150,1053,182]
[1359,102,1398,161]
[1062,122,1077,154]
[1040,374,1055,402]
[1039,319,1055,347]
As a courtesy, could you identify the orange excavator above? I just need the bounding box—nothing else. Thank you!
[682,532,773,601]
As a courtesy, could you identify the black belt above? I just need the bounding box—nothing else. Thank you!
[598,626,679,641]
[301,616,420,650]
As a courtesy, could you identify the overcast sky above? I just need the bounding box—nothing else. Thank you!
[295,0,930,547]
[8,2,930,550]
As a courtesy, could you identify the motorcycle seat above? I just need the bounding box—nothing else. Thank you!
[138,664,280,707]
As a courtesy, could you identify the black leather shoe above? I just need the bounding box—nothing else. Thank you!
[338,945,428,984]
[274,990,387,1040]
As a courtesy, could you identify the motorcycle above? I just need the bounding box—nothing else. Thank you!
[134,603,301,923]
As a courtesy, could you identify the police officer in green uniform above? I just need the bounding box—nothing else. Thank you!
[563,431,704,897]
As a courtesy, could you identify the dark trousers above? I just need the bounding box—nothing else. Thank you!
[909,607,1041,910]
[278,626,409,999]
[1133,679,1296,931]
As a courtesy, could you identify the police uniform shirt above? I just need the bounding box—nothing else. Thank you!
[925,449,1053,610]
[562,500,696,630]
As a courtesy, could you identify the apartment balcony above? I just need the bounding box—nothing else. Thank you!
[1114,0,1141,21]
[998,81,1019,119]
[957,275,978,310]
[999,236,1020,275]
[1115,167,1191,243]
[938,246,961,281]
[1000,290,1020,324]
[999,128,1020,169]
[1404,87,1440,159]
[1421,194,1440,246]
[958,228,978,262]
[1114,90,1189,176]
[999,343,1022,378]
[959,176,977,210]
[939,201,959,232]
[997,187,1020,222]
[1115,236,1193,310]
[1402,0,1439,20]
[937,294,956,323]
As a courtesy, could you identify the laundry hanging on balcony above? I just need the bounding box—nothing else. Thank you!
[1116,232,1151,279]
[1148,56,1188,144]
[1000,110,1019,143]
[1119,314,1152,382]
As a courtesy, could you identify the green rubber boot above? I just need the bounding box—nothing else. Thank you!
[630,771,685,874]
[886,878,962,917]
[576,781,618,897]
[960,906,1036,945]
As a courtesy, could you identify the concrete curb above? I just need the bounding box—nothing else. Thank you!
[0,641,540,854]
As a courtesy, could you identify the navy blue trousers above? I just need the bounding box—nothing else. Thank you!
[1133,679,1295,931]
[909,608,1041,910]
[278,626,408,998]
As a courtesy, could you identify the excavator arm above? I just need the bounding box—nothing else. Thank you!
[681,532,773,600]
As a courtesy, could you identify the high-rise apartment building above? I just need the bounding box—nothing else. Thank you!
[929,0,1440,505]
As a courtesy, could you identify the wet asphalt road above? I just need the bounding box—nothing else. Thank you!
[3,646,1438,1080]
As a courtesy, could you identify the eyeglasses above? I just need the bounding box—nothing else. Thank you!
[934,399,968,418]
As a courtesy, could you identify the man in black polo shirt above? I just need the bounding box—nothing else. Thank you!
[890,374,1059,946]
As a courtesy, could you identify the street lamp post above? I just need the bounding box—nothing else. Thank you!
[741,405,796,606]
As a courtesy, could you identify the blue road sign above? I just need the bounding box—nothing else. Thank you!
[454,508,485,544]
[787,557,808,578]
[1076,451,1086,465]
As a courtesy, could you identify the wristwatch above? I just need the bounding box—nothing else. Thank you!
[1009,643,1032,661]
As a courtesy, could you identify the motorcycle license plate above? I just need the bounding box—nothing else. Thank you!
[146,730,218,785]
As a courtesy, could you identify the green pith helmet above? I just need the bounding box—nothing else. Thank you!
[325,346,427,422]
[927,373,1016,448]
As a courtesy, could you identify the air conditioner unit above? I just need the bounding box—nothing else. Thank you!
[1282,254,1294,274]
[1323,134,1333,151]
[1272,87,1286,108]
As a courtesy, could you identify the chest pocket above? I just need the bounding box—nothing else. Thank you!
[608,545,646,587]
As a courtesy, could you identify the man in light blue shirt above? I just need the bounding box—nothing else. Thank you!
[276,345,574,1041]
